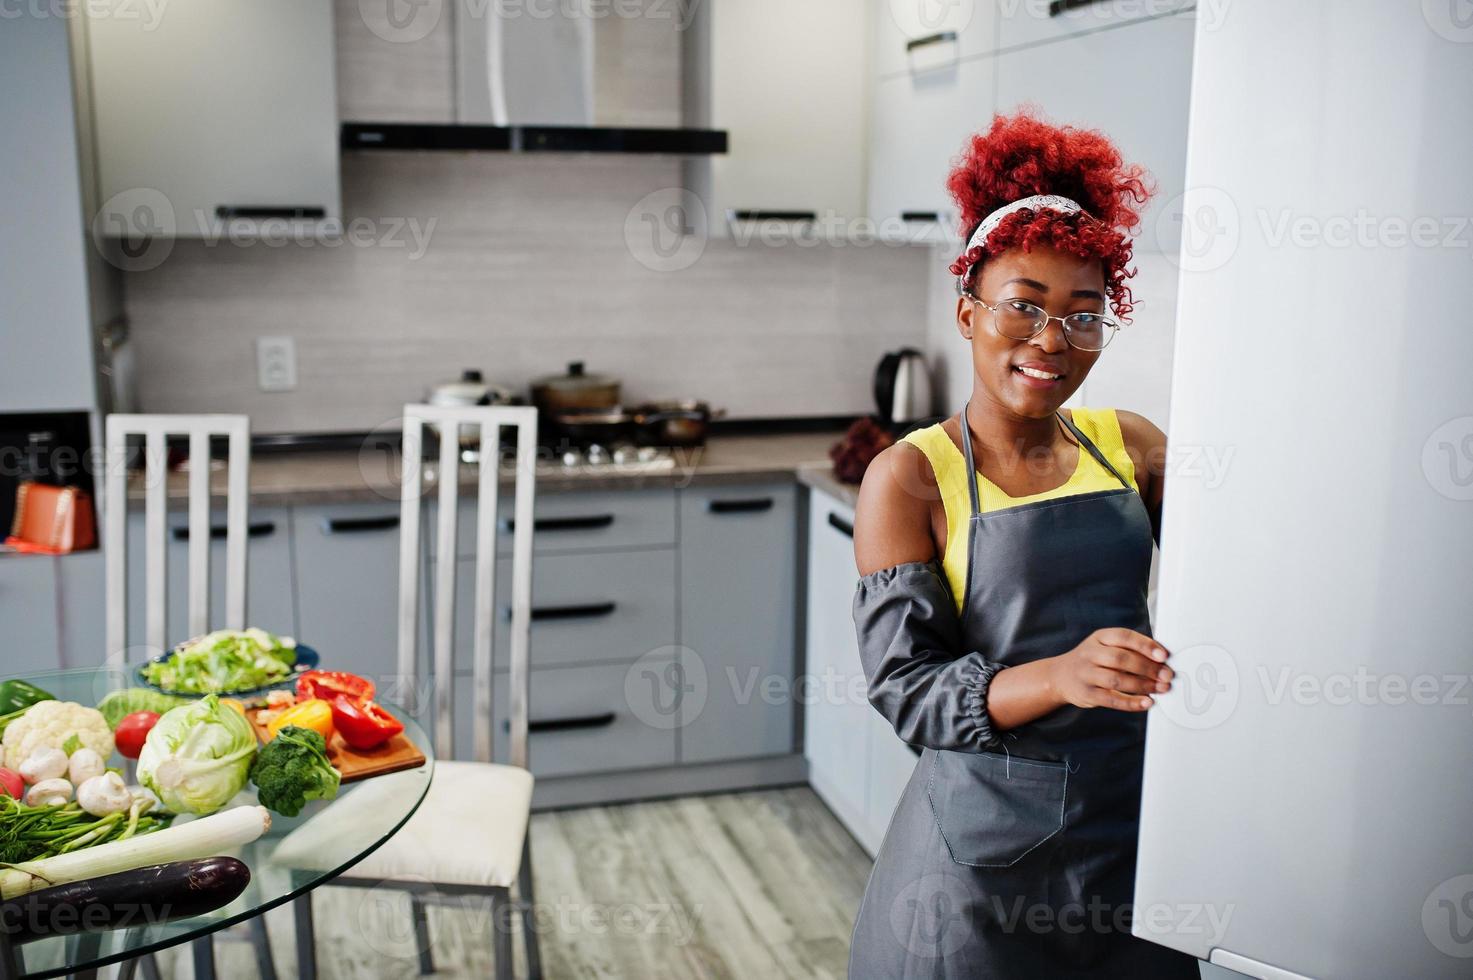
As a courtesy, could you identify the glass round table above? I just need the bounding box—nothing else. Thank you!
[0,667,434,980]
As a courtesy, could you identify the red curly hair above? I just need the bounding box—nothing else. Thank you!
[947,110,1152,321]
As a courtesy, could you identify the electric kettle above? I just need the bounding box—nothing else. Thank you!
[874,348,934,426]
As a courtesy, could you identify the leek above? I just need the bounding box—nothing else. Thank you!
[0,804,270,899]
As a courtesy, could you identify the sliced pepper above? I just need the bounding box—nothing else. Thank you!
[267,698,335,743]
[0,680,54,738]
[296,670,375,703]
[330,695,404,751]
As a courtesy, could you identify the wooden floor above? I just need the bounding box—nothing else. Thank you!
[154,787,871,980]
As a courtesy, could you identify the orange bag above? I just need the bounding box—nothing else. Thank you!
[5,482,97,554]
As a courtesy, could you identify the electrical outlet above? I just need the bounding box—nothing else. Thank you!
[256,336,297,392]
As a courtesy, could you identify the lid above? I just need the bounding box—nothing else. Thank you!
[429,368,492,405]
[532,361,619,393]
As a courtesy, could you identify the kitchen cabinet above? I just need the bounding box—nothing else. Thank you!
[866,55,992,241]
[872,0,997,79]
[993,11,1196,255]
[802,485,919,857]
[677,482,798,764]
[0,557,63,676]
[436,549,676,674]
[124,509,297,653]
[997,0,1193,51]
[431,488,677,559]
[0,15,97,413]
[684,0,869,235]
[802,489,873,842]
[85,0,340,238]
[292,502,408,687]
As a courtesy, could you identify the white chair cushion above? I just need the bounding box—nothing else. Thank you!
[341,761,534,889]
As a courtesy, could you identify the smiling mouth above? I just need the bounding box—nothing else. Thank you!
[1014,365,1064,381]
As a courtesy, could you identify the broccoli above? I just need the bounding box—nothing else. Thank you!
[249,726,341,817]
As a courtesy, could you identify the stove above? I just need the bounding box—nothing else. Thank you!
[549,442,677,473]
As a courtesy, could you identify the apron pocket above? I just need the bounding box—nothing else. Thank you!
[927,750,1068,868]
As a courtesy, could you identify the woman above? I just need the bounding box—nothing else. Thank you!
[846,113,1199,978]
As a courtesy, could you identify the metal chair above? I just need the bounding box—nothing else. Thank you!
[294,405,542,979]
[102,414,277,980]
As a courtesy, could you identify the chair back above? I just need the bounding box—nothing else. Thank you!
[396,406,537,767]
[103,414,251,659]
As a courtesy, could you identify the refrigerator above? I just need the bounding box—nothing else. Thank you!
[1133,2,1473,978]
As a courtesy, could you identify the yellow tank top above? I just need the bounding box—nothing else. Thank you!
[901,407,1139,612]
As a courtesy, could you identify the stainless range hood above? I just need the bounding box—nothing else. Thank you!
[343,0,725,155]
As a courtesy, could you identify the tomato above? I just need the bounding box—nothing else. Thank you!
[0,767,22,799]
[115,711,161,760]
[296,670,374,703]
[329,695,404,750]
[267,698,335,743]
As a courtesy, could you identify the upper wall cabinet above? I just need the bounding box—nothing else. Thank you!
[865,0,997,241]
[86,0,340,238]
[993,11,1196,255]
[872,0,996,78]
[684,0,869,235]
[998,0,1194,50]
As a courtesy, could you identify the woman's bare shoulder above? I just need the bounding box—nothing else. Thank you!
[852,440,941,575]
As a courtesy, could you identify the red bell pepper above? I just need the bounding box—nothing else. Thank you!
[330,695,404,750]
[297,670,375,703]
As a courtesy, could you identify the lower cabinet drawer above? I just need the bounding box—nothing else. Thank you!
[422,660,680,776]
[436,547,676,672]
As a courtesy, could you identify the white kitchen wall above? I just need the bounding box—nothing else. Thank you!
[121,152,932,432]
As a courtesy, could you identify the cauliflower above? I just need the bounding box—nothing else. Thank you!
[2,701,114,769]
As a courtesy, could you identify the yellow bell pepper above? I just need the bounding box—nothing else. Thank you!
[267,698,335,743]
[220,698,247,718]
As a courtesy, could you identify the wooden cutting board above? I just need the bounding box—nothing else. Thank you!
[246,708,426,784]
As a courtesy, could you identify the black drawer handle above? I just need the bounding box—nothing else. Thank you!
[324,515,399,534]
[512,602,618,622]
[511,712,618,734]
[215,206,327,220]
[502,514,615,533]
[901,210,941,222]
[906,30,957,52]
[1049,0,1105,15]
[172,522,276,541]
[728,209,818,222]
[827,513,854,539]
[707,498,774,515]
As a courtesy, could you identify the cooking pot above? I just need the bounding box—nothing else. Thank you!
[545,401,723,448]
[530,362,621,414]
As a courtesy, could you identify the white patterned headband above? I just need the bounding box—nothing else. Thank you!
[955,194,1087,289]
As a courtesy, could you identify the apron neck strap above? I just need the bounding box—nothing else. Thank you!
[958,403,1133,518]
[1055,409,1133,490]
[958,404,983,517]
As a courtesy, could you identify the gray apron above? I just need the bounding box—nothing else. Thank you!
[847,407,1199,978]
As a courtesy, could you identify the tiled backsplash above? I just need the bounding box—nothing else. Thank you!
[122,153,934,434]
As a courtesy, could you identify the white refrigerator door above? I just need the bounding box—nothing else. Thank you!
[1133,2,1473,979]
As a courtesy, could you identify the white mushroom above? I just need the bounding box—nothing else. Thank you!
[76,772,132,816]
[67,747,106,785]
[19,747,69,785]
[25,777,73,807]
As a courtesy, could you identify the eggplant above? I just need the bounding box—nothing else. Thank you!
[0,857,250,944]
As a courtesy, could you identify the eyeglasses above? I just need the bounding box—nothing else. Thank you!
[968,294,1120,352]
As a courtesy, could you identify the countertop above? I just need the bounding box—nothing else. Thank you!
[124,431,863,507]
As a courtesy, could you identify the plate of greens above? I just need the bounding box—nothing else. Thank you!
[134,628,319,697]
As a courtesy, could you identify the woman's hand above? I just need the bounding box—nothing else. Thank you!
[1046,628,1173,712]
